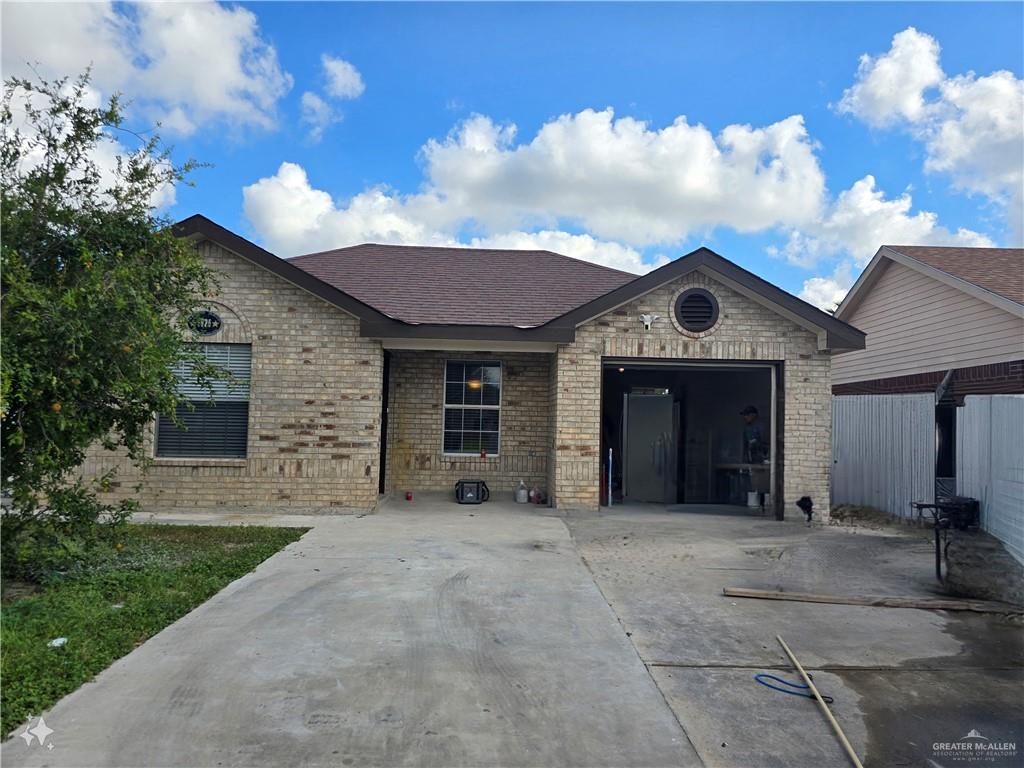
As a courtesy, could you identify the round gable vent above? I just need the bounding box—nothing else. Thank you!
[674,288,719,333]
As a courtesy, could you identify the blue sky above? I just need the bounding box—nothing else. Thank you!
[3,2,1022,307]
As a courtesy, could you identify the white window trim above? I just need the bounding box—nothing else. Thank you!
[441,359,502,458]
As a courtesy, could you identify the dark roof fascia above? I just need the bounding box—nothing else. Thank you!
[359,319,576,342]
[172,215,395,325]
[544,247,866,351]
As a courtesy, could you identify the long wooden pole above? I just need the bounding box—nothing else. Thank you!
[726,587,1018,615]
[776,635,864,768]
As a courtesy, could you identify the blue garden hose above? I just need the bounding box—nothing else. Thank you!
[755,673,834,704]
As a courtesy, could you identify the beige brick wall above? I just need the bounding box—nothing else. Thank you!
[80,241,832,517]
[385,350,550,497]
[80,240,384,513]
[549,269,833,514]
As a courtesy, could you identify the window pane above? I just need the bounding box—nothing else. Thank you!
[174,343,251,402]
[444,382,463,405]
[442,362,501,455]
[443,409,462,430]
[480,410,499,431]
[443,431,462,453]
[156,401,248,458]
[446,361,464,382]
[463,382,482,405]
[482,365,500,384]
[482,383,500,406]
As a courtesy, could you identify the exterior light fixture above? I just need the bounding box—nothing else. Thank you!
[617,367,625,373]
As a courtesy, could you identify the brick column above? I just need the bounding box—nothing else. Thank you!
[550,344,602,510]
[782,351,833,517]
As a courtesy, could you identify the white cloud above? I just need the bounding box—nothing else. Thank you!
[242,162,452,254]
[420,110,827,246]
[321,55,365,100]
[1,1,293,135]
[241,162,660,274]
[243,104,987,278]
[837,27,944,126]
[298,55,364,140]
[776,175,992,269]
[243,107,837,259]
[799,263,855,311]
[470,231,665,275]
[838,27,1024,241]
[787,174,992,309]
[928,70,1024,236]
[300,92,339,143]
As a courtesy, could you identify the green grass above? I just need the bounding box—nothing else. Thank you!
[0,523,307,737]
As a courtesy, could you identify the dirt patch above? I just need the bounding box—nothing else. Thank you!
[1,580,41,603]
[829,504,901,529]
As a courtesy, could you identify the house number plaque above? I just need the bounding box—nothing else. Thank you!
[187,310,223,336]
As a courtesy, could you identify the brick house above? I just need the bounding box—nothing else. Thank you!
[81,215,865,516]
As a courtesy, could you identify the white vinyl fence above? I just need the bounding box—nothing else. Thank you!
[832,394,935,518]
[956,395,1024,566]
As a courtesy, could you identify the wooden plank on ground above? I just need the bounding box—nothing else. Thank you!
[723,587,1023,614]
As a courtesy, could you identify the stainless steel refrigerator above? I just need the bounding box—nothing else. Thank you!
[623,393,679,503]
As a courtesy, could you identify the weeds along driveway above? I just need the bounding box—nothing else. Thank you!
[2,503,699,768]
[568,507,1024,768]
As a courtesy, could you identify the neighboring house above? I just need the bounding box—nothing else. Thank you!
[832,245,1024,563]
[81,215,864,517]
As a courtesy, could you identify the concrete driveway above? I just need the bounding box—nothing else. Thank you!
[2,500,698,768]
[568,506,1024,768]
[5,501,1022,768]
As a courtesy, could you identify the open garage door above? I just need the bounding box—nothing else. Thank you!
[601,360,779,515]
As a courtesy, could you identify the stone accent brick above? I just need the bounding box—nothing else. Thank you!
[79,240,384,513]
[385,350,550,496]
[548,270,833,516]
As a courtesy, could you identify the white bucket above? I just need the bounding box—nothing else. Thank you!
[515,487,529,504]
[747,491,761,508]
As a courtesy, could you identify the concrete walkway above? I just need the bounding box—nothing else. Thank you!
[3,500,699,768]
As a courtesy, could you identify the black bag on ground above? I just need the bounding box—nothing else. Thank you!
[455,479,489,504]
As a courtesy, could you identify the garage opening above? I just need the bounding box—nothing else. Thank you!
[600,361,778,514]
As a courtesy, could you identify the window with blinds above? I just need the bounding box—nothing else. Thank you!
[156,343,251,458]
[443,361,501,455]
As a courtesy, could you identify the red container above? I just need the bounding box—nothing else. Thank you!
[405,491,413,501]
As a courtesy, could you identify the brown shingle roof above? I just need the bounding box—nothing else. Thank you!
[886,246,1024,305]
[288,243,639,326]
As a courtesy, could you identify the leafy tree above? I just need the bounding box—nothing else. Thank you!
[1,71,216,577]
